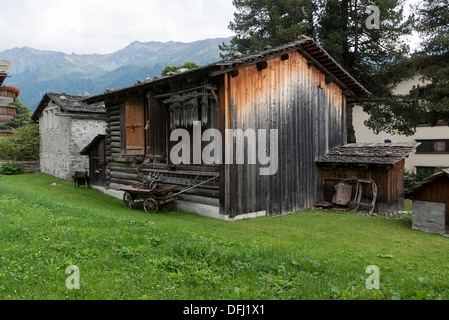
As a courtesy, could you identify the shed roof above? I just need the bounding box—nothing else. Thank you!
[403,169,449,198]
[0,60,12,86]
[84,36,370,105]
[80,134,106,156]
[316,143,420,166]
[32,92,106,121]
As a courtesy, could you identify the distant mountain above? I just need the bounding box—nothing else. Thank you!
[0,37,231,111]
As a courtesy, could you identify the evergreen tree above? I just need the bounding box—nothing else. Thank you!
[221,0,415,141]
[363,0,449,135]
[219,0,317,57]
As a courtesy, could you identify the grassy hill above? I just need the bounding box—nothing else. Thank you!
[1,173,449,300]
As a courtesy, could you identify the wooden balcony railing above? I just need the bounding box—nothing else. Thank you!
[0,87,20,99]
[0,105,17,116]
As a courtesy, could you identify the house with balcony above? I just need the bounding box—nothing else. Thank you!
[0,60,19,137]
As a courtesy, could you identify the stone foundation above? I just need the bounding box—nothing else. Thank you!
[412,200,446,235]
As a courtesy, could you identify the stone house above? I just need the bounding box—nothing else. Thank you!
[31,92,107,180]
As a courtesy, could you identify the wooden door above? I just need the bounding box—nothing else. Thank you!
[89,137,106,186]
[125,98,145,156]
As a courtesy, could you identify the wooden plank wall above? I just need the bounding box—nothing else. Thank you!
[316,161,405,213]
[104,90,221,208]
[411,176,449,229]
[223,51,346,217]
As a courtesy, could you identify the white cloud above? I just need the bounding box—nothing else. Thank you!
[0,0,235,54]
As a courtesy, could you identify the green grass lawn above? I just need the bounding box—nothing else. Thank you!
[1,173,448,300]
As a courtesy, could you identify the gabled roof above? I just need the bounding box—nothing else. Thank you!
[84,36,370,105]
[32,92,106,121]
[403,169,449,198]
[316,143,420,166]
[0,60,12,86]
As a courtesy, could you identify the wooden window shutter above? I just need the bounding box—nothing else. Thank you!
[125,98,145,155]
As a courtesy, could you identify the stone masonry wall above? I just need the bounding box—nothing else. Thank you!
[412,200,446,235]
[39,102,72,180]
[39,101,106,181]
[69,118,107,177]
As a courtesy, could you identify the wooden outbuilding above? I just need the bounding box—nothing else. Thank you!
[316,143,419,213]
[31,92,107,180]
[80,134,106,187]
[403,169,449,234]
[84,36,370,220]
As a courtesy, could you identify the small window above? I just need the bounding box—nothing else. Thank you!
[416,140,449,154]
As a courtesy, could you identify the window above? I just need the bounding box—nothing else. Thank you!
[124,98,145,156]
[416,140,449,154]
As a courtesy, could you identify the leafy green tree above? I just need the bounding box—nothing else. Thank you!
[0,99,32,130]
[161,62,200,77]
[0,124,39,161]
[8,99,32,129]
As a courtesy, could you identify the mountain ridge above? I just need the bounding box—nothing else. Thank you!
[0,37,231,111]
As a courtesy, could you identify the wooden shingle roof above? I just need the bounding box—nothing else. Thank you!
[316,143,420,166]
[84,36,370,105]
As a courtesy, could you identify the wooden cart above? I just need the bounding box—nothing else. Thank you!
[119,184,179,213]
[119,175,217,213]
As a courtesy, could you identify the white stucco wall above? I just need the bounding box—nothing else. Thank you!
[39,102,106,180]
[39,102,72,179]
[353,76,449,172]
[69,118,107,176]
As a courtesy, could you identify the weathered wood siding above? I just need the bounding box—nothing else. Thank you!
[104,90,221,209]
[222,51,346,217]
[316,160,405,213]
[410,176,449,228]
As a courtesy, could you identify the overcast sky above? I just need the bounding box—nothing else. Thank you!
[0,0,421,55]
[0,0,236,54]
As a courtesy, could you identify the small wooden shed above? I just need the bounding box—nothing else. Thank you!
[316,143,419,213]
[80,134,106,187]
[403,169,449,234]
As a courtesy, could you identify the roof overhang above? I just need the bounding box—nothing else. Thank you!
[84,36,370,105]
[316,143,420,166]
[403,169,449,199]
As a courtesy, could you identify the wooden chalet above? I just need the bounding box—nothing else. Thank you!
[316,143,419,213]
[85,36,370,220]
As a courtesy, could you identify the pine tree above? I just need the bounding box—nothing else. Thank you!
[363,0,449,135]
[219,0,317,57]
[221,0,415,140]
